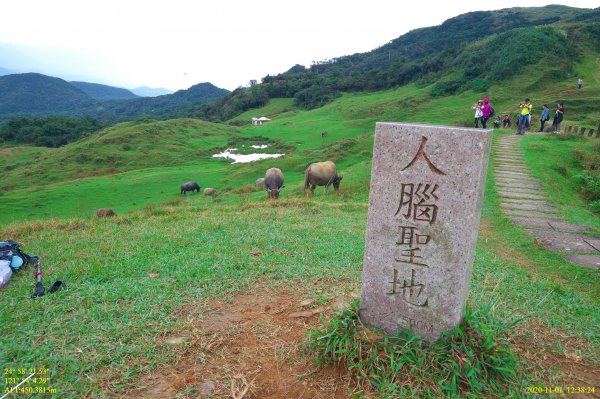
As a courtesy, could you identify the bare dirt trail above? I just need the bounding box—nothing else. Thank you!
[125,285,359,399]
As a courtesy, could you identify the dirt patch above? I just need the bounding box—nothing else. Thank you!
[125,286,356,398]
[0,147,24,158]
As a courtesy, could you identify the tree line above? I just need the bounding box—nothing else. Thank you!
[0,116,104,147]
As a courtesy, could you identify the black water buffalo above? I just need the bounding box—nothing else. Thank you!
[304,161,343,196]
[180,181,200,195]
[264,168,284,199]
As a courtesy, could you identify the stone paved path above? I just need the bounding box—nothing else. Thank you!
[493,135,600,269]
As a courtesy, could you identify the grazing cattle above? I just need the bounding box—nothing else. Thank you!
[264,168,284,199]
[304,161,343,196]
[255,178,265,187]
[203,188,217,196]
[96,208,116,218]
[180,181,200,195]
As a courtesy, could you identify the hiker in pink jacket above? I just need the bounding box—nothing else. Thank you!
[481,97,491,128]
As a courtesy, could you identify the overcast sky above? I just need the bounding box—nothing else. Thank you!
[0,0,597,92]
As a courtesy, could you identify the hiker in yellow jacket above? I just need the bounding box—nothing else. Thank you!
[517,98,532,135]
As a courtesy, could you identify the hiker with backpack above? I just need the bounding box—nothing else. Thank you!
[552,103,564,133]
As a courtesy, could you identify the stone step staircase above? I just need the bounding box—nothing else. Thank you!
[493,135,600,269]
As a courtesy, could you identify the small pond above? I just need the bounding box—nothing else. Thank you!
[212,147,285,163]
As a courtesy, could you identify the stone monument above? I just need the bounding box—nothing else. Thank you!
[359,123,492,340]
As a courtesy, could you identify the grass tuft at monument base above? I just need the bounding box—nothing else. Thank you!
[306,300,522,398]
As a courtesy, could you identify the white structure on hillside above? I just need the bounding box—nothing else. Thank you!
[251,117,271,125]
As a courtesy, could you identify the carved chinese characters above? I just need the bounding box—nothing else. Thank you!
[359,123,491,340]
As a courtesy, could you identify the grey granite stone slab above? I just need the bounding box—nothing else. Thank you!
[496,179,542,186]
[494,161,528,167]
[503,209,564,220]
[508,217,592,233]
[500,202,559,212]
[495,171,537,177]
[495,167,529,172]
[496,171,532,176]
[495,159,527,164]
[562,254,600,269]
[496,171,532,177]
[495,171,533,178]
[495,175,540,182]
[501,198,552,205]
[497,186,546,194]
[495,168,529,173]
[495,163,528,168]
[497,191,547,200]
[494,152,521,155]
[494,156,526,160]
[494,166,530,172]
[496,178,538,185]
[496,182,545,190]
[360,123,491,340]
[526,230,600,253]
[496,177,540,183]
[508,217,555,230]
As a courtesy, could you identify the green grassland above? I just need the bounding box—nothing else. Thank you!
[1,36,599,398]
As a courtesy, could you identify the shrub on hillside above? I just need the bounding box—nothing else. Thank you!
[431,27,577,97]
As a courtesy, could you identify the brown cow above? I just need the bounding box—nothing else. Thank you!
[304,161,343,196]
[203,188,217,196]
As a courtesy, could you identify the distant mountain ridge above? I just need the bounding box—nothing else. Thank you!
[70,81,140,100]
[0,73,230,124]
[132,86,173,97]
